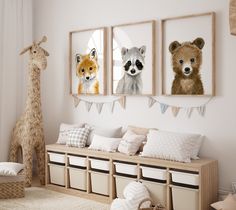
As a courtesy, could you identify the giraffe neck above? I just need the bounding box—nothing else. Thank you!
[25,64,42,118]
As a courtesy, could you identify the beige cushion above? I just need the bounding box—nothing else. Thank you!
[230,0,236,35]
[127,125,150,136]
[211,194,236,210]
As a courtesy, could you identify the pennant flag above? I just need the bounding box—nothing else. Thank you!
[118,96,126,109]
[185,107,193,118]
[72,94,80,107]
[148,97,156,108]
[96,103,104,114]
[172,107,180,117]
[109,101,115,113]
[85,101,93,112]
[160,103,169,114]
[197,105,206,116]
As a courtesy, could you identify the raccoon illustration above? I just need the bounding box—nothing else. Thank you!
[116,46,146,95]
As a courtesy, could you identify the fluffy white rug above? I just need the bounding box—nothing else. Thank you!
[0,187,110,210]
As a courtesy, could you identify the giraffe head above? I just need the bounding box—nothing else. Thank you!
[20,36,49,70]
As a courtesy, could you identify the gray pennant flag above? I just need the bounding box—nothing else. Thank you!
[185,107,193,118]
[160,103,169,114]
[96,103,104,114]
[148,97,156,108]
[72,94,80,108]
[110,101,115,113]
[197,105,206,116]
[85,101,93,112]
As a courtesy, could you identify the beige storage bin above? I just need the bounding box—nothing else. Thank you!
[49,164,65,186]
[90,172,109,196]
[115,175,137,198]
[172,185,199,210]
[90,158,110,171]
[141,179,167,206]
[68,155,87,167]
[170,170,199,186]
[68,168,87,190]
[141,166,167,181]
[48,152,65,164]
[114,162,138,176]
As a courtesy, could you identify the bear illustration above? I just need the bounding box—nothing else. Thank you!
[169,37,205,95]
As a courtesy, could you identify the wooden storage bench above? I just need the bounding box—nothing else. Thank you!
[45,144,218,210]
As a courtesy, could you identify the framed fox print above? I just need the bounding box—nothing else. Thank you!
[161,12,215,96]
[111,20,156,96]
[69,27,107,95]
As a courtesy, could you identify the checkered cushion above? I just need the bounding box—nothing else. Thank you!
[66,126,90,148]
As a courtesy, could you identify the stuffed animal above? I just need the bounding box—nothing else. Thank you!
[116,46,146,95]
[211,193,236,210]
[110,181,151,210]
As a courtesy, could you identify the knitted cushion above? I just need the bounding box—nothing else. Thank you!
[66,125,90,148]
[211,194,236,210]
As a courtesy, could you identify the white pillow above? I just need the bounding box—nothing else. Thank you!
[66,125,90,148]
[0,162,24,176]
[141,130,201,163]
[192,135,204,159]
[118,130,146,155]
[88,134,121,152]
[87,124,122,146]
[57,123,84,144]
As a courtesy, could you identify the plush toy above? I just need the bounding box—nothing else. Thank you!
[9,36,49,187]
[211,194,236,210]
[110,181,150,210]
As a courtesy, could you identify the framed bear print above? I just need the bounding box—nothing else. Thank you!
[69,27,107,95]
[111,20,156,96]
[161,12,215,96]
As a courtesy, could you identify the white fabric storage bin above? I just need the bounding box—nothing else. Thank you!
[49,164,65,186]
[68,168,87,190]
[48,152,65,164]
[170,171,199,186]
[68,155,86,167]
[90,172,109,195]
[114,176,137,198]
[114,162,138,176]
[141,179,167,206]
[172,185,199,210]
[141,166,167,180]
[89,158,110,171]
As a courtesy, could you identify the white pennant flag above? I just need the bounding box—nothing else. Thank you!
[197,105,206,116]
[72,95,80,108]
[109,101,115,113]
[85,101,93,112]
[160,103,169,114]
[118,96,126,109]
[148,97,156,108]
[185,107,193,118]
[96,103,104,114]
[172,107,180,117]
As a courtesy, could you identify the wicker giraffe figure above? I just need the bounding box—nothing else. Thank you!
[9,36,49,187]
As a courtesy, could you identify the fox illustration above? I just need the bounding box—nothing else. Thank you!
[75,48,99,94]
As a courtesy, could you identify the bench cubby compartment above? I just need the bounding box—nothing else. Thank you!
[68,167,87,190]
[48,164,65,186]
[90,171,110,196]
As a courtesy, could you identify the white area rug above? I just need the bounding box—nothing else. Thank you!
[0,187,110,210]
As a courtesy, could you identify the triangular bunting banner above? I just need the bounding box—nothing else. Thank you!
[185,107,193,118]
[96,103,104,114]
[72,95,80,108]
[109,101,115,113]
[85,101,93,112]
[160,103,169,114]
[118,96,126,109]
[197,105,206,116]
[148,97,156,108]
[172,107,180,117]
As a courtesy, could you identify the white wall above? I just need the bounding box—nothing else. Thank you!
[33,0,236,192]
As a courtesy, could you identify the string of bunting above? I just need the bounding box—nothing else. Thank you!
[72,94,126,114]
[148,97,213,118]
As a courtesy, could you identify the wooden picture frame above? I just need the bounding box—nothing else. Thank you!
[161,12,215,96]
[69,27,107,95]
[111,20,156,96]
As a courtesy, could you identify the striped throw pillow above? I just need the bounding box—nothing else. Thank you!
[66,126,90,148]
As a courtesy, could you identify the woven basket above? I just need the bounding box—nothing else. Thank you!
[138,198,165,210]
[0,171,25,199]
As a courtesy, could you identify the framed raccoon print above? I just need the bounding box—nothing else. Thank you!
[161,12,215,96]
[111,20,156,96]
[69,27,107,95]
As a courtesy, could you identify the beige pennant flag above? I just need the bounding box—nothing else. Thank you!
[96,103,104,114]
[172,107,180,117]
[85,101,93,112]
[148,97,156,108]
[109,101,115,113]
[118,96,126,109]
[72,94,80,108]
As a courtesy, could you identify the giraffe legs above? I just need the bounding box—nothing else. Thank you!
[9,140,19,162]
[22,144,33,187]
[35,143,45,185]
